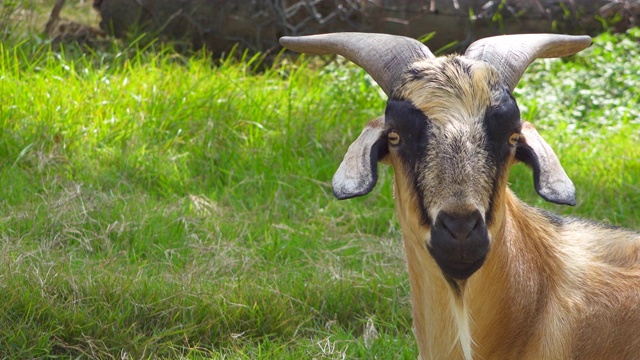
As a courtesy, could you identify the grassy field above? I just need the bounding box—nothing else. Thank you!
[0,23,639,359]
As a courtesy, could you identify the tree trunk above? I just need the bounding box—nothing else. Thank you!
[92,0,637,57]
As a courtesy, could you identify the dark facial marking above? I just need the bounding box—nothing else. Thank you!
[385,98,433,225]
[385,98,429,152]
[483,88,522,164]
[483,88,522,226]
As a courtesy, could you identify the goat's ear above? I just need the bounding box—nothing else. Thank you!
[332,116,389,200]
[515,122,576,206]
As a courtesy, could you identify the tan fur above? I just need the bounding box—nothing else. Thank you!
[385,56,640,359]
[398,57,498,125]
[394,169,640,359]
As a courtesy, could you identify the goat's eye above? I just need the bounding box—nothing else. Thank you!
[388,130,401,145]
[508,133,520,147]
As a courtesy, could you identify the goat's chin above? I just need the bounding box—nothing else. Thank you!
[434,255,486,280]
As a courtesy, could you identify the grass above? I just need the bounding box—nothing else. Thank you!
[512,29,640,225]
[0,26,639,358]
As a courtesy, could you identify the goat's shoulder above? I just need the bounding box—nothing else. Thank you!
[506,197,640,269]
[560,217,640,268]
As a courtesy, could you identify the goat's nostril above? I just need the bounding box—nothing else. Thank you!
[437,210,483,241]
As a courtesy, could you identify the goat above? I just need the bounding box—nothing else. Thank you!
[280,33,640,359]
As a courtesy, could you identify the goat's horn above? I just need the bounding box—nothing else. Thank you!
[465,34,591,92]
[279,32,435,97]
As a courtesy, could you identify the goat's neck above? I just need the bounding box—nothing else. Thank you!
[467,189,565,357]
[400,188,563,359]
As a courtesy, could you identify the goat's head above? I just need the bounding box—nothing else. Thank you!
[280,33,590,281]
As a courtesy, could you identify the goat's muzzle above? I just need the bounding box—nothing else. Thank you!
[428,210,489,280]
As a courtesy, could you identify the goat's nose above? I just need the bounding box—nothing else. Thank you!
[436,210,482,241]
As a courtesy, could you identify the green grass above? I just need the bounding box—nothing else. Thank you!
[512,29,640,225]
[0,28,639,358]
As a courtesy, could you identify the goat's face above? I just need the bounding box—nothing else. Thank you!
[332,56,576,281]
[387,57,518,280]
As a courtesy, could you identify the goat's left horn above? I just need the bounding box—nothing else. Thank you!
[279,32,435,97]
[465,33,591,92]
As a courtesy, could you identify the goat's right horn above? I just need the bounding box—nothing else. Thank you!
[465,34,591,92]
[279,32,435,97]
